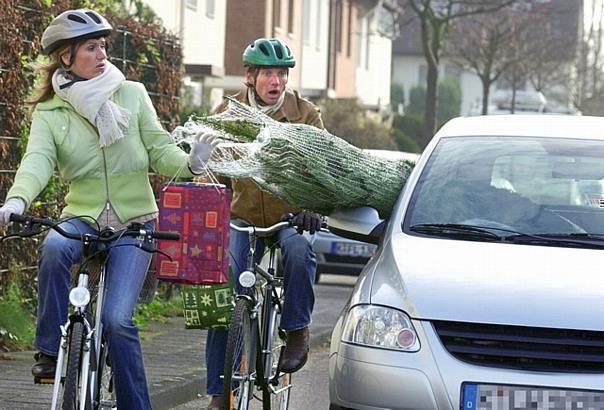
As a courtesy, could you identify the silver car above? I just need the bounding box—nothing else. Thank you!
[328,115,604,410]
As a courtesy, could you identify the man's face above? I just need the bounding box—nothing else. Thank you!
[247,67,289,105]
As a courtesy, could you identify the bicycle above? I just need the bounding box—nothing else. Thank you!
[222,216,323,410]
[2,214,179,410]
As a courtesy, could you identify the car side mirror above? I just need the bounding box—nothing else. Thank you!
[327,207,385,245]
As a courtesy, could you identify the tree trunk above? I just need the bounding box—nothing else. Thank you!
[425,62,439,141]
[481,76,491,115]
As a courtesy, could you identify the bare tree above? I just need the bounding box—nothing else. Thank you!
[402,0,516,139]
[447,9,519,114]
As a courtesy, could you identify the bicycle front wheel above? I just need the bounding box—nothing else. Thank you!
[62,321,86,410]
[223,298,257,410]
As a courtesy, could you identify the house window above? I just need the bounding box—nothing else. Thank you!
[346,0,353,57]
[315,1,321,50]
[206,0,215,18]
[303,0,311,44]
[274,0,282,28]
[335,0,343,52]
[288,0,295,34]
[186,0,198,11]
[419,65,427,82]
[444,64,461,79]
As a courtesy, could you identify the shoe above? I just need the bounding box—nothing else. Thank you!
[32,352,57,379]
[280,326,310,373]
[207,395,225,410]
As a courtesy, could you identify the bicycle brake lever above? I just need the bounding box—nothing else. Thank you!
[139,243,175,262]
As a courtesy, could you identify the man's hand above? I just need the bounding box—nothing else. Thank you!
[293,211,322,235]
[0,198,26,226]
[189,131,221,174]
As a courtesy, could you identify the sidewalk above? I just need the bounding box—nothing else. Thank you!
[0,283,350,409]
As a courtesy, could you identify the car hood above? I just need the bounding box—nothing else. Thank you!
[369,233,604,331]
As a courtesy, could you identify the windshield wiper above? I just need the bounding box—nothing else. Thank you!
[411,223,604,249]
[409,223,503,241]
[506,233,604,249]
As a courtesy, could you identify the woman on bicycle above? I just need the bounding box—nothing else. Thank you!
[0,9,215,409]
[202,37,323,410]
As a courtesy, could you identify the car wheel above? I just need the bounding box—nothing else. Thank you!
[314,270,321,284]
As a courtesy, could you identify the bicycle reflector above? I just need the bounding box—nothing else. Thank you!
[69,286,91,308]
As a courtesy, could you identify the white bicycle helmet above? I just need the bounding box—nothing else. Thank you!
[41,9,112,55]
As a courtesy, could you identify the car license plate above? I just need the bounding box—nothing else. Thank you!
[461,382,604,410]
[331,242,376,258]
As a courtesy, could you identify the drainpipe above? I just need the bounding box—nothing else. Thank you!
[180,0,186,57]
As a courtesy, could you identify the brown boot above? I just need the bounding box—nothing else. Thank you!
[280,326,310,373]
[31,352,57,380]
[206,395,225,410]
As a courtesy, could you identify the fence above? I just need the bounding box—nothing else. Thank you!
[0,1,182,298]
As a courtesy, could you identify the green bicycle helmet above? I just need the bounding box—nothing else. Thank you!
[243,38,295,68]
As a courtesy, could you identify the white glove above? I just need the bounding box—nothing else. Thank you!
[189,131,220,174]
[0,198,26,226]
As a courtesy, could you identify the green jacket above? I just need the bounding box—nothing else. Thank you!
[7,81,194,222]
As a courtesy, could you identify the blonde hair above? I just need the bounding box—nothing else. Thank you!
[27,41,82,114]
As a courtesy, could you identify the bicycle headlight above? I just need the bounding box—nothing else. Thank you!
[69,286,90,308]
[238,270,256,288]
[341,305,420,352]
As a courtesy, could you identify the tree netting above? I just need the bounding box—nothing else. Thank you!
[172,98,415,218]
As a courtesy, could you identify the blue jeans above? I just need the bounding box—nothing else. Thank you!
[205,225,317,395]
[34,218,153,410]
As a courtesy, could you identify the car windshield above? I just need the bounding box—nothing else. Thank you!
[404,136,604,243]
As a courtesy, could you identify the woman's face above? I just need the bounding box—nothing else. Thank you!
[247,67,288,105]
[61,37,107,79]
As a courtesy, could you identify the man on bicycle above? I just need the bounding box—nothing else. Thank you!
[203,38,323,410]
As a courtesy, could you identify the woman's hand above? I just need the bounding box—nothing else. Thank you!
[0,198,26,226]
[189,131,221,174]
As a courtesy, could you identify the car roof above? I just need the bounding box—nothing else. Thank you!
[436,115,604,140]
[364,149,421,162]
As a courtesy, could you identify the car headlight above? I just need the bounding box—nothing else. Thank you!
[341,305,420,351]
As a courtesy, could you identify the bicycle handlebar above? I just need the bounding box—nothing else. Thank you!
[229,216,329,237]
[229,220,293,236]
[8,213,180,242]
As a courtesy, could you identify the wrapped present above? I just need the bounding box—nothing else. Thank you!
[181,282,234,330]
[156,182,232,284]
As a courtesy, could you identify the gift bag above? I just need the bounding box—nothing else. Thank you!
[181,281,234,330]
[156,182,232,284]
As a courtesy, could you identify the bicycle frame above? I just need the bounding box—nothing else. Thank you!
[51,234,112,410]
[225,221,293,410]
[4,215,178,410]
[51,235,114,410]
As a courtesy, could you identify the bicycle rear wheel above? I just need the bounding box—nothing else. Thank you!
[62,321,86,410]
[223,298,257,410]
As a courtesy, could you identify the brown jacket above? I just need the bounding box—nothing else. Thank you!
[214,88,324,227]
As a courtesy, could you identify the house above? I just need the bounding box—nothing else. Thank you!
[144,0,400,115]
[391,0,582,116]
[143,0,227,110]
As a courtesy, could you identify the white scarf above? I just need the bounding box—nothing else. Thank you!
[52,61,130,147]
[247,87,285,116]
